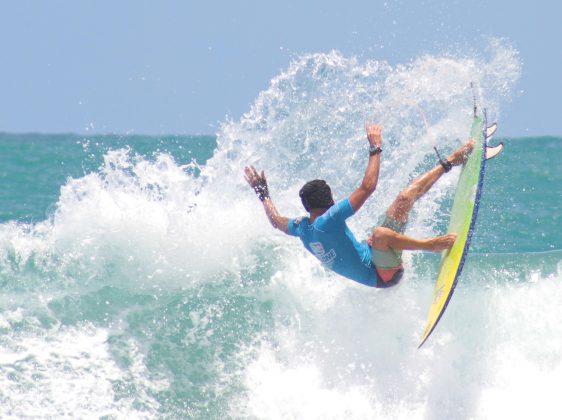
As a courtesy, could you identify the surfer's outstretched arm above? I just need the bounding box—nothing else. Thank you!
[244,165,290,233]
[348,124,382,212]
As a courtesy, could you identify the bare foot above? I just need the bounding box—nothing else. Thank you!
[429,233,457,252]
[448,139,475,166]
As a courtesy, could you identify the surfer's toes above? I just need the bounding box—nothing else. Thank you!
[449,139,475,166]
[429,233,457,252]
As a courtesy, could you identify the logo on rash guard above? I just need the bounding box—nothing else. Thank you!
[309,242,336,266]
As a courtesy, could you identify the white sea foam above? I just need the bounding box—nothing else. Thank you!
[0,321,165,419]
[233,261,562,419]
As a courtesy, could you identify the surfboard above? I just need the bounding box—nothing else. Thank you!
[418,111,500,348]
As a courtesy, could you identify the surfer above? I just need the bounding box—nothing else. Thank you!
[244,124,474,288]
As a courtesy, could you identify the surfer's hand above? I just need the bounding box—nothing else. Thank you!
[244,165,265,189]
[429,233,457,251]
[244,165,270,201]
[366,124,382,147]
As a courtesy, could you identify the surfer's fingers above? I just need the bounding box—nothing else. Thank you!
[248,165,260,178]
[244,166,260,185]
[243,166,254,179]
[366,123,383,133]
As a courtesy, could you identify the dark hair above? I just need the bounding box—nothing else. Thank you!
[299,180,334,212]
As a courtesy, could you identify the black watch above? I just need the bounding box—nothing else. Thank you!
[369,144,382,156]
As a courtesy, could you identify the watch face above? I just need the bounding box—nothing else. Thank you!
[369,145,381,155]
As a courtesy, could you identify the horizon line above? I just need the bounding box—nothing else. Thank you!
[0,130,217,138]
[1,131,561,140]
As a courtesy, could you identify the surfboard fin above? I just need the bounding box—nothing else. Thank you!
[486,123,498,138]
[484,122,503,160]
[485,143,504,160]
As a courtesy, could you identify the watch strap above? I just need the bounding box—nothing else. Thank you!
[369,145,382,155]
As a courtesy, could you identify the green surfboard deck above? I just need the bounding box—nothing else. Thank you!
[418,114,488,348]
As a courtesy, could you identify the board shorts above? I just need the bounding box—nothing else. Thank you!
[371,215,406,288]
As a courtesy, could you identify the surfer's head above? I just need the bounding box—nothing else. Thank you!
[299,180,334,212]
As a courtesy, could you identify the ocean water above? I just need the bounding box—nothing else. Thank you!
[1,43,561,419]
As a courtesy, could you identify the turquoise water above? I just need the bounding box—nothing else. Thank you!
[0,133,215,223]
[467,136,561,253]
[1,46,562,419]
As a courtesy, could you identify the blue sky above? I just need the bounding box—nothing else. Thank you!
[1,0,560,136]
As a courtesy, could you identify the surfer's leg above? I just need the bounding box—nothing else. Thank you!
[384,165,445,223]
[370,226,455,287]
[385,139,475,223]
[370,219,407,286]
[368,139,473,286]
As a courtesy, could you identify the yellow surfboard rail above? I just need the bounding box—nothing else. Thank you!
[418,113,488,348]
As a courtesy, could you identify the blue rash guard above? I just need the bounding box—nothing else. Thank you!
[287,198,378,287]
